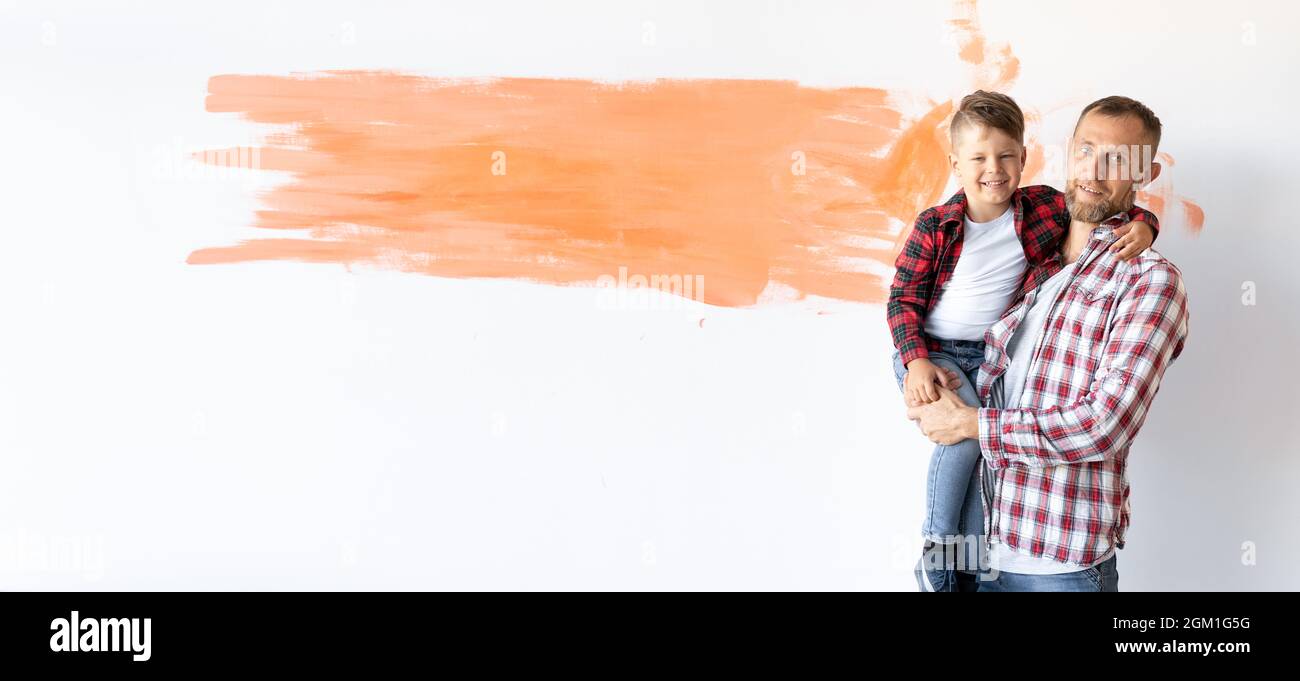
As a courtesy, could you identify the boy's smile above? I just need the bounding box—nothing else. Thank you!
[978,177,1011,196]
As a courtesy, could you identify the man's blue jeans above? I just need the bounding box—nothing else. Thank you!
[959,553,1121,592]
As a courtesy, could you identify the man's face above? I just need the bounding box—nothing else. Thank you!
[1065,111,1163,223]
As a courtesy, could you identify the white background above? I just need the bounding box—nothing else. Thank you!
[0,0,1296,590]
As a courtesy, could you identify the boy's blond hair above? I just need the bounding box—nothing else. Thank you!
[949,90,1024,148]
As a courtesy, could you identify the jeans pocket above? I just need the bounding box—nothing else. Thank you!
[1081,565,1105,592]
[954,345,984,376]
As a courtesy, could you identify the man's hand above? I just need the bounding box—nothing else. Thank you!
[905,386,979,445]
[1109,220,1154,261]
[902,358,964,407]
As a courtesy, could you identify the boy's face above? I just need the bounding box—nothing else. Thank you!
[949,124,1026,207]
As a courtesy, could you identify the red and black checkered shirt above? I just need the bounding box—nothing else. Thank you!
[886,186,1158,366]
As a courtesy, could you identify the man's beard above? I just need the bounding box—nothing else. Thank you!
[1065,179,1134,223]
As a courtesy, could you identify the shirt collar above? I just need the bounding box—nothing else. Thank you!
[1088,210,1136,242]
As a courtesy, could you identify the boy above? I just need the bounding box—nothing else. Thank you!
[886,91,1159,592]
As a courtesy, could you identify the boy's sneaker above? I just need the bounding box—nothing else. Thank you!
[914,540,956,592]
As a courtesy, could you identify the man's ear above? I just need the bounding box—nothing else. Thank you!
[1143,160,1163,186]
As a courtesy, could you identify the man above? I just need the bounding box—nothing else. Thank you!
[906,96,1190,592]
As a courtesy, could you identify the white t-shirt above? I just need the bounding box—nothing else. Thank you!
[923,206,1028,341]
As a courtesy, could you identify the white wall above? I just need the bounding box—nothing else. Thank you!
[0,0,1295,590]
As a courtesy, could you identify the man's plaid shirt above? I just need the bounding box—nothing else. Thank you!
[975,217,1190,567]
[886,186,1158,366]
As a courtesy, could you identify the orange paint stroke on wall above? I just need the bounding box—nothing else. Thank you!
[188,0,1202,307]
[189,75,956,307]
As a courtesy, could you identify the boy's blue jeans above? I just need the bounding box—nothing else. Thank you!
[891,339,986,564]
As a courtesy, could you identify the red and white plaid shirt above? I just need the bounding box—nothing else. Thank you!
[976,214,1189,567]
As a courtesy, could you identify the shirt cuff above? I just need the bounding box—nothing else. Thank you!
[978,407,1010,469]
[899,344,930,366]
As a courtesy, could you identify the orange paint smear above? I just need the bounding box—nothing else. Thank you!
[1135,153,1205,236]
[189,74,953,306]
[947,0,1019,91]
[189,0,1202,306]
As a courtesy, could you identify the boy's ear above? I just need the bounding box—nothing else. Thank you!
[948,152,960,176]
[1019,145,1027,167]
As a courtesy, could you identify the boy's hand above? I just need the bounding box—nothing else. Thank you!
[1110,220,1155,261]
[902,358,963,407]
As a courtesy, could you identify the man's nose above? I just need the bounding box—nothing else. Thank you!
[1094,156,1110,181]
[1076,158,1098,182]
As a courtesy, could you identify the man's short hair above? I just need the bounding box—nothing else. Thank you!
[949,90,1025,148]
[1075,95,1162,153]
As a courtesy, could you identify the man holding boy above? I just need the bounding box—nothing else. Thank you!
[906,96,1190,592]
